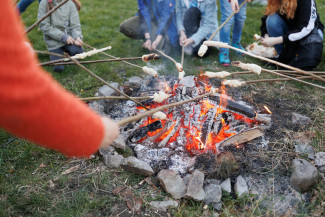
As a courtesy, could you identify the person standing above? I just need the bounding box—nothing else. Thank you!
[38,0,84,72]
[219,0,250,66]
[176,0,219,56]
[120,0,178,53]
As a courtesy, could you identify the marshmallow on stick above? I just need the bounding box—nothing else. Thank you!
[179,70,185,80]
[222,79,246,87]
[176,62,183,72]
[198,44,208,57]
[203,71,231,78]
[204,41,229,48]
[246,42,277,58]
[152,111,167,120]
[71,46,112,60]
[232,61,262,75]
[253,34,261,41]
[142,53,160,62]
[142,66,158,77]
[152,91,171,103]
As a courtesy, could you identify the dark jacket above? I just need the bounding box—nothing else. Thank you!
[138,0,178,47]
[261,0,324,69]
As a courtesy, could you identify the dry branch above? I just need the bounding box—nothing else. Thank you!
[81,96,151,101]
[65,54,149,110]
[117,92,214,127]
[26,0,69,33]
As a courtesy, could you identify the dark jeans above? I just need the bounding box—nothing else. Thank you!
[183,7,209,57]
[17,0,41,14]
[50,44,83,72]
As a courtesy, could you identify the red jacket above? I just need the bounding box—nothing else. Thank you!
[0,0,104,157]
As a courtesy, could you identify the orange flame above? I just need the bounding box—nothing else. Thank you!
[264,105,272,114]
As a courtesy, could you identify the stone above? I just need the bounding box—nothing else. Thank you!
[215,152,240,179]
[295,144,315,160]
[183,174,192,186]
[315,152,325,167]
[112,134,126,150]
[234,175,249,197]
[128,76,144,87]
[149,200,178,212]
[157,169,186,199]
[212,202,222,211]
[121,156,154,176]
[103,154,124,168]
[290,158,319,192]
[220,178,231,194]
[319,166,325,173]
[179,76,196,88]
[185,170,206,201]
[292,113,311,126]
[204,184,222,205]
[99,146,115,156]
[204,179,221,186]
[88,101,105,115]
[98,83,120,97]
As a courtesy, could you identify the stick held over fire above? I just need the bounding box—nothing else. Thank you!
[142,54,160,62]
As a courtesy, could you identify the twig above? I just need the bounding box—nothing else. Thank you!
[223,43,325,83]
[25,0,69,34]
[208,0,248,40]
[83,43,142,69]
[274,70,325,75]
[35,50,66,58]
[81,96,151,101]
[154,48,177,65]
[65,54,149,110]
[181,46,185,67]
[40,57,149,66]
[117,92,214,126]
[246,75,325,84]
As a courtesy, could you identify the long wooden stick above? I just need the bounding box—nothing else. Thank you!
[117,92,213,127]
[40,57,147,66]
[35,50,66,58]
[274,70,325,75]
[208,0,248,40]
[225,44,325,83]
[153,48,177,65]
[83,43,142,69]
[25,0,69,33]
[81,96,151,101]
[181,46,185,67]
[246,75,325,84]
[65,54,149,110]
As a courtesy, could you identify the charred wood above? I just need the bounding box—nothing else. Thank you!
[129,121,162,143]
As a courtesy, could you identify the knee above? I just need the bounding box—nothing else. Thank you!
[266,14,281,29]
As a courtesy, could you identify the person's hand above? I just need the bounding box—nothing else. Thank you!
[179,30,187,46]
[260,36,283,47]
[152,35,163,50]
[183,38,194,47]
[99,117,119,149]
[74,37,83,46]
[230,0,239,12]
[66,36,74,45]
[143,39,152,50]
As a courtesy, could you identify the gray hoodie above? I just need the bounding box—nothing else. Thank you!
[38,0,83,50]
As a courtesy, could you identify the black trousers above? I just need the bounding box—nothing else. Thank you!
[50,44,83,72]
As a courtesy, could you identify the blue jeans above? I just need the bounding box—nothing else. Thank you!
[219,0,247,53]
[50,45,84,72]
[17,0,41,14]
[266,13,288,54]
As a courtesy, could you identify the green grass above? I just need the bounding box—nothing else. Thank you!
[1,0,325,216]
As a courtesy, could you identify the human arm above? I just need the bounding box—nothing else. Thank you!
[0,0,118,157]
[176,0,186,39]
[138,0,152,35]
[230,0,251,13]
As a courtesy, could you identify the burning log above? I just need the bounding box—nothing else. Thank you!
[200,108,217,148]
[129,121,162,143]
[218,127,263,149]
[158,117,181,147]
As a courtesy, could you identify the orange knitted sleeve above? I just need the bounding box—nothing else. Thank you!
[0,0,104,157]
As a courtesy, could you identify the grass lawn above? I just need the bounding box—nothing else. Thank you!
[1,0,325,216]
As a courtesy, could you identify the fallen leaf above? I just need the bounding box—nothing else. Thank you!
[112,185,127,195]
[61,165,80,175]
[122,190,142,214]
[49,180,55,189]
[39,164,46,168]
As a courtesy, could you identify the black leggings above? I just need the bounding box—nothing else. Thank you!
[50,44,83,72]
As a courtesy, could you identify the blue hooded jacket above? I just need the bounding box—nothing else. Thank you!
[137,0,178,47]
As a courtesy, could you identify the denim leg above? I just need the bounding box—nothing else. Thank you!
[49,47,65,72]
[266,13,288,54]
[17,0,35,14]
[219,0,234,53]
[232,0,247,44]
[64,44,84,56]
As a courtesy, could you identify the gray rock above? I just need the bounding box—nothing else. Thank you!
[183,174,192,186]
[292,113,311,126]
[271,193,300,215]
[204,184,222,205]
[103,154,124,168]
[212,202,222,211]
[319,166,325,173]
[112,134,126,150]
[98,83,120,97]
[220,178,231,194]
[128,76,144,87]
[179,76,195,88]
[88,101,105,115]
[295,144,315,160]
[315,152,325,167]
[290,158,319,192]
[185,170,205,201]
[235,176,249,197]
[99,146,115,156]
[204,179,221,186]
[121,156,154,176]
[149,200,178,212]
[157,169,186,199]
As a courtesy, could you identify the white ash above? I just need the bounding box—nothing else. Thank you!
[168,154,196,175]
